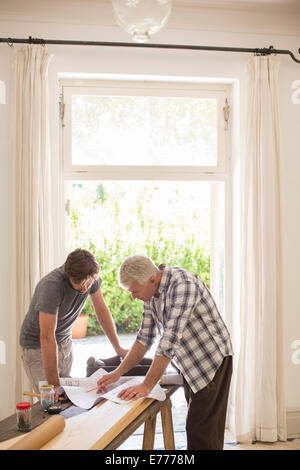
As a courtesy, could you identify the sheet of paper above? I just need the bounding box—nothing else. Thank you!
[60,368,125,409]
[39,368,166,409]
[61,385,102,409]
[39,368,118,409]
[102,376,166,404]
[39,367,109,392]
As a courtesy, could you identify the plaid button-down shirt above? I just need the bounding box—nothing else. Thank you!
[136,266,233,393]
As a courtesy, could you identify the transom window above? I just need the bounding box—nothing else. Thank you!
[61,80,229,179]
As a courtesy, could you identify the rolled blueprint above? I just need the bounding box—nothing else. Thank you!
[8,415,65,450]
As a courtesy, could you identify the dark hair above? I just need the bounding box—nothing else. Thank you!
[64,248,100,283]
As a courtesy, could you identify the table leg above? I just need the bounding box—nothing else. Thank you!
[142,413,157,450]
[160,398,175,450]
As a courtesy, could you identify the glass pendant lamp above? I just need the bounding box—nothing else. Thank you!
[111,0,173,43]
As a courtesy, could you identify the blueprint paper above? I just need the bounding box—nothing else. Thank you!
[39,368,166,409]
[102,376,166,404]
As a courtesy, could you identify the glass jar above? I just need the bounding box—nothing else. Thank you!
[40,384,55,411]
[16,402,32,432]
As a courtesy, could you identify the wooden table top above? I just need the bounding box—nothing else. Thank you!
[0,384,180,447]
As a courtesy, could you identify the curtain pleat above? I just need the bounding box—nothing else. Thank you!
[14,45,54,402]
[235,56,286,443]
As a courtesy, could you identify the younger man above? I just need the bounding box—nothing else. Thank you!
[20,248,127,396]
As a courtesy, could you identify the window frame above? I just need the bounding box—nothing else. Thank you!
[61,79,230,180]
[60,78,232,322]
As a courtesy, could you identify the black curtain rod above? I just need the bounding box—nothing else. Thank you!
[1,36,299,63]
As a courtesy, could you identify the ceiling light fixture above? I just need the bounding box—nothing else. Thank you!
[111,0,173,43]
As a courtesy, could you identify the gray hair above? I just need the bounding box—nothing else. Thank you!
[118,255,158,288]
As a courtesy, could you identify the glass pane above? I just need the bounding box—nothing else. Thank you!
[71,95,217,166]
[67,180,225,332]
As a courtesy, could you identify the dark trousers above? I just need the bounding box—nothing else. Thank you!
[183,356,233,450]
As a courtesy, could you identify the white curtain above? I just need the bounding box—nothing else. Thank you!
[235,56,286,443]
[14,45,54,402]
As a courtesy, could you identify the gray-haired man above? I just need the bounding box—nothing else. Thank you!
[97,254,233,450]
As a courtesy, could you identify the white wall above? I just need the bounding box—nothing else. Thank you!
[0,2,299,433]
[0,43,15,421]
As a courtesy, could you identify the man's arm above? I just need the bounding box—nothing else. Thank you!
[39,311,60,388]
[98,349,170,400]
[143,354,171,391]
[90,288,128,358]
[118,353,171,401]
[97,340,148,392]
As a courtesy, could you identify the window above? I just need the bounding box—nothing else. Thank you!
[60,78,231,321]
[62,80,228,177]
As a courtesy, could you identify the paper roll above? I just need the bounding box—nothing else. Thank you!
[8,415,65,450]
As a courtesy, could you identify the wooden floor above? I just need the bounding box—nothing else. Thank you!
[232,436,300,451]
[119,423,300,451]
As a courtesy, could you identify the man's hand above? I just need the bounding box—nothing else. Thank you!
[54,385,60,402]
[117,383,152,401]
[97,370,121,393]
[97,341,149,394]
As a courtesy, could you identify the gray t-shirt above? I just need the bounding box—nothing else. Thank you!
[19,265,102,349]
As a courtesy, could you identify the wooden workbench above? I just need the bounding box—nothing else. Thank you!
[0,385,179,450]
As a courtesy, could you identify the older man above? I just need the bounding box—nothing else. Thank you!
[97,254,233,450]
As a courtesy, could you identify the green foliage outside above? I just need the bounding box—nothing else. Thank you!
[70,182,211,335]
[82,239,210,335]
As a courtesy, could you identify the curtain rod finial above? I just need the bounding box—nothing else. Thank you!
[289,47,300,64]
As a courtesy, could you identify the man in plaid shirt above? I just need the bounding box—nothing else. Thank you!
[97,255,233,450]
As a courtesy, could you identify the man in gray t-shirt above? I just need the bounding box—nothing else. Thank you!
[20,249,128,395]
